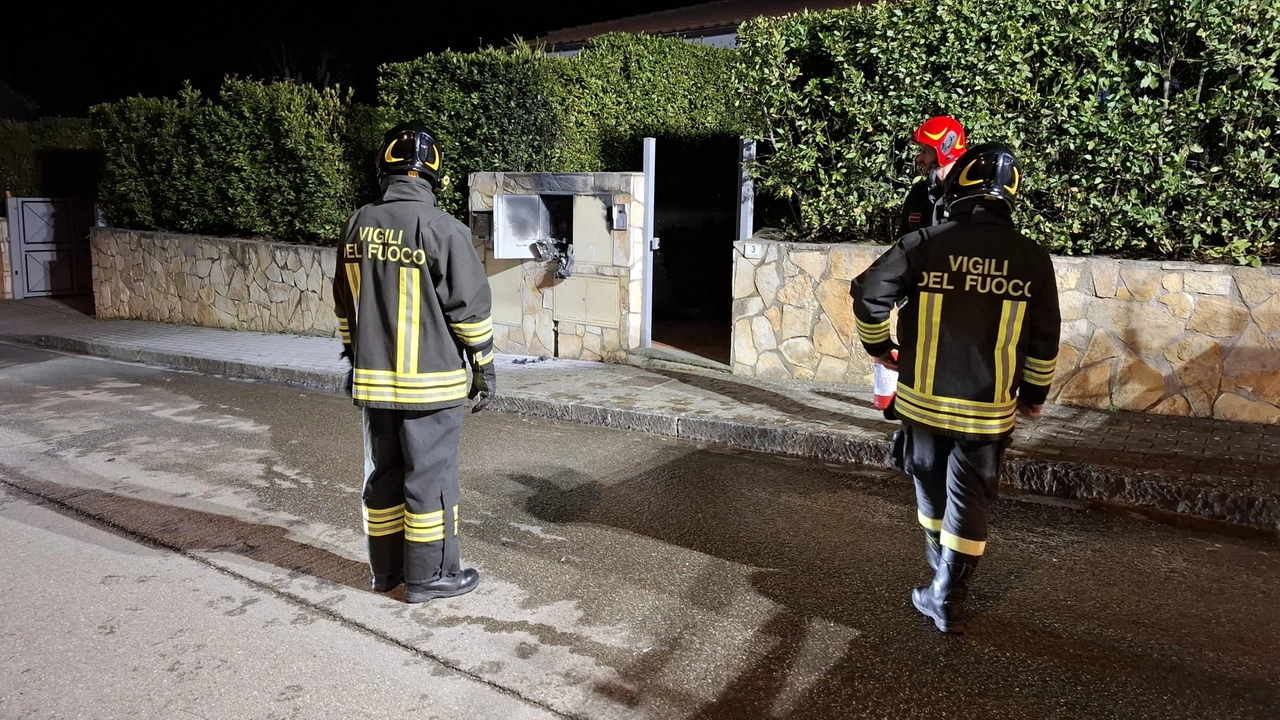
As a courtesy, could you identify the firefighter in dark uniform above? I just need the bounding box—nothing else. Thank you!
[897,115,968,237]
[333,122,496,603]
[881,117,968,442]
[851,143,1061,633]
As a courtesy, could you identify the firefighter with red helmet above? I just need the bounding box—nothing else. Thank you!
[898,115,967,237]
[879,117,968,435]
[333,122,495,603]
[852,143,1061,633]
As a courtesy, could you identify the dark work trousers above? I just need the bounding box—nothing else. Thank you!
[904,423,1008,557]
[361,405,464,586]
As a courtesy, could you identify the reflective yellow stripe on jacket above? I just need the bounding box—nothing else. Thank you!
[894,384,1018,438]
[450,317,493,347]
[1023,355,1057,387]
[345,264,361,321]
[856,317,891,346]
[396,267,422,374]
[351,368,469,405]
[993,300,1027,404]
[914,292,944,396]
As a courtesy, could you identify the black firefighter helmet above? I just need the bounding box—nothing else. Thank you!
[942,142,1022,215]
[376,122,442,186]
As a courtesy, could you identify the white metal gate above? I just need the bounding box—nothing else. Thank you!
[5,197,95,299]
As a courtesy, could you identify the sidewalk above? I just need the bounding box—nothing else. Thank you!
[2,297,1277,532]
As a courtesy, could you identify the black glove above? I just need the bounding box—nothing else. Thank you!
[882,394,898,421]
[889,428,906,473]
[340,343,353,393]
[469,362,496,413]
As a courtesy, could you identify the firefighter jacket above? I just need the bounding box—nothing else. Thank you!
[333,176,494,411]
[851,207,1061,441]
[898,172,944,238]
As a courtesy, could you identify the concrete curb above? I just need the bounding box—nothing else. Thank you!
[491,395,1279,531]
[1001,458,1277,531]
[7,332,1278,531]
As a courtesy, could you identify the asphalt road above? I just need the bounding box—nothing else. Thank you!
[0,342,1276,719]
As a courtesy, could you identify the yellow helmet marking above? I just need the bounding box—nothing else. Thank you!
[1003,167,1020,195]
[958,160,983,186]
[384,138,407,164]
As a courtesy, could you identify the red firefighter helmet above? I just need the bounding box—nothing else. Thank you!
[913,116,967,165]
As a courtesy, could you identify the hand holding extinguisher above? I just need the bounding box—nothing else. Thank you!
[873,349,900,418]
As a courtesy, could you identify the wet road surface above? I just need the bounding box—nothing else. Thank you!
[0,342,1277,719]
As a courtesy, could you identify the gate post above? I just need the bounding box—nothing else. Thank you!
[4,196,20,300]
[641,137,656,349]
[737,138,756,241]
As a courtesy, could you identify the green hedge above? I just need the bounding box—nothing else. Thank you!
[89,11,1277,265]
[91,79,358,244]
[88,34,736,236]
[556,33,741,171]
[376,44,566,217]
[377,34,740,216]
[735,0,1280,266]
[0,117,101,212]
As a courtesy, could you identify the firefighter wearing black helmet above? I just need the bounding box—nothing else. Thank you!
[850,143,1061,633]
[332,122,495,603]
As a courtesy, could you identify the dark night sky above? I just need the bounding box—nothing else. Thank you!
[1,1,715,118]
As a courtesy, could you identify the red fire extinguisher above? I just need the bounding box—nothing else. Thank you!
[873,350,899,411]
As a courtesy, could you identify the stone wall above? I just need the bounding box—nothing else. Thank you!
[732,239,1280,424]
[0,217,11,299]
[469,172,646,362]
[90,228,339,337]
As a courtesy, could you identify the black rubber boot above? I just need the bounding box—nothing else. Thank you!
[924,530,942,572]
[405,568,481,603]
[912,548,980,634]
[372,573,404,592]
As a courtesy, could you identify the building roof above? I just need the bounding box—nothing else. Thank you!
[531,0,869,49]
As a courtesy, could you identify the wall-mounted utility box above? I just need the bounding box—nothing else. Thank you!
[571,195,614,265]
[468,171,647,363]
[553,274,621,329]
[493,194,548,259]
[493,192,617,263]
